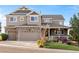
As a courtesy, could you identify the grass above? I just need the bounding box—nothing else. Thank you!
[44,41,79,51]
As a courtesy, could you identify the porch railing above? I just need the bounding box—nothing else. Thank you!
[50,35,69,40]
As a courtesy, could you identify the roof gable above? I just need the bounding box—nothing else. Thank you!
[9,6,32,15]
[29,11,39,15]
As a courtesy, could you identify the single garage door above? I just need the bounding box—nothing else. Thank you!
[8,31,17,41]
[18,31,40,41]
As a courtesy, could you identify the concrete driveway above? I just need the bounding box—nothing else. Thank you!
[0,41,79,53]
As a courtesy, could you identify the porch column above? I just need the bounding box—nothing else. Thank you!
[48,27,50,40]
[58,28,61,38]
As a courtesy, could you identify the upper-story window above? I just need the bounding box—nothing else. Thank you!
[9,17,17,22]
[30,16,38,22]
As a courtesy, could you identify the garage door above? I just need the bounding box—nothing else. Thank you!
[8,31,17,41]
[18,32,40,41]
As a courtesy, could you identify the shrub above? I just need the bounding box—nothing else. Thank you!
[52,39,59,42]
[67,41,78,46]
[67,41,72,45]
[0,33,8,41]
[68,35,73,40]
[37,39,45,48]
[62,38,68,43]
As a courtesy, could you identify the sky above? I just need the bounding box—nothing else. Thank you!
[0,5,79,33]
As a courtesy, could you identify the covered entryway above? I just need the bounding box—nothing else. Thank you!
[41,25,69,40]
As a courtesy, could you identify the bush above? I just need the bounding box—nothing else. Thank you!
[58,37,68,43]
[67,41,78,46]
[68,35,73,40]
[52,39,59,42]
[67,41,72,45]
[37,39,45,48]
[0,33,8,41]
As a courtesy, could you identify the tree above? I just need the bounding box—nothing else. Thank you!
[0,33,8,41]
[69,30,75,40]
[70,13,79,46]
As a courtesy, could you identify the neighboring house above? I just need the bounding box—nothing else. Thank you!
[5,6,69,41]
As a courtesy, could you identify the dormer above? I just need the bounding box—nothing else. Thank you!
[26,11,41,25]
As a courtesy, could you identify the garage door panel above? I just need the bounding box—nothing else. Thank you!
[18,32,40,41]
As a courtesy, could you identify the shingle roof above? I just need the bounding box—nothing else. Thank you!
[8,6,64,21]
[9,6,32,15]
[41,15,64,20]
[29,11,39,15]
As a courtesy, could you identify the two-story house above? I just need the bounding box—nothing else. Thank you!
[5,6,69,41]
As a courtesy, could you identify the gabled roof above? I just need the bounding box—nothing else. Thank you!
[41,15,64,20]
[29,11,39,15]
[7,6,64,21]
[9,6,32,15]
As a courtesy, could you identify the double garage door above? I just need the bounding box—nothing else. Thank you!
[18,31,40,41]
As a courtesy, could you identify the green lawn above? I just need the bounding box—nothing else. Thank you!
[44,42,79,51]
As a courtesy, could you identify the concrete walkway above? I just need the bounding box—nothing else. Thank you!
[0,41,79,53]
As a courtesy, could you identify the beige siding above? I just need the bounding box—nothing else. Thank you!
[6,15,27,26]
[42,17,64,25]
[27,15,41,25]
[52,20,64,25]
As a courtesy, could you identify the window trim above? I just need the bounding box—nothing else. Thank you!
[30,15,38,22]
[9,17,17,22]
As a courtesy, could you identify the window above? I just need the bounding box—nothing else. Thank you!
[30,16,38,22]
[9,17,17,22]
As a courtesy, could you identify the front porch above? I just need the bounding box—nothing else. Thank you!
[41,26,69,40]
